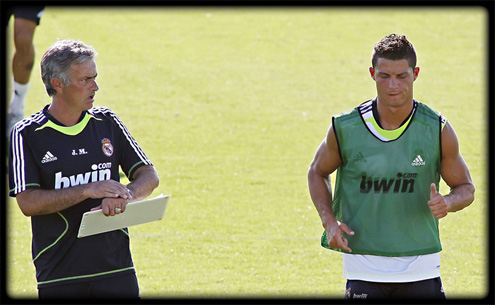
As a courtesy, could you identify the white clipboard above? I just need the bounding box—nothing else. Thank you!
[78,194,170,238]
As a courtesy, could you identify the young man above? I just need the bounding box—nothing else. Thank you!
[5,6,45,136]
[307,34,474,299]
[8,39,160,299]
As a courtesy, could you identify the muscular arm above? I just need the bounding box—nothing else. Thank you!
[308,124,354,252]
[428,121,475,218]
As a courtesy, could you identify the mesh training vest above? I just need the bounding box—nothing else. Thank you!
[321,99,443,257]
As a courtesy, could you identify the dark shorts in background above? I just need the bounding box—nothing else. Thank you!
[5,6,44,27]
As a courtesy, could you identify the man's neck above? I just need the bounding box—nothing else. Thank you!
[47,101,84,127]
[375,98,414,130]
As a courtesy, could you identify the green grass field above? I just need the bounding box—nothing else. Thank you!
[5,6,488,299]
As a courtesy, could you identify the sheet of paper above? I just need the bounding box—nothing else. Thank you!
[77,194,170,238]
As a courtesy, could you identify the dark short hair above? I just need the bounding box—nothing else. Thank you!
[371,34,417,69]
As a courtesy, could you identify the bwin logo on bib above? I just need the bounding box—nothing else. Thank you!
[411,155,426,166]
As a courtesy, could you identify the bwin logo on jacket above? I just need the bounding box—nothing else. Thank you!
[54,163,112,189]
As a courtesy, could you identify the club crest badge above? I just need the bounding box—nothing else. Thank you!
[101,138,113,157]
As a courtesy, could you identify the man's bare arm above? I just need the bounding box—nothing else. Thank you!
[126,165,160,202]
[16,179,131,217]
[308,124,354,252]
[428,122,475,219]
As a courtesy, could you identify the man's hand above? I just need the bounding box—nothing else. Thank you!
[91,197,130,216]
[326,221,355,253]
[84,180,131,200]
[428,183,449,219]
[87,180,133,216]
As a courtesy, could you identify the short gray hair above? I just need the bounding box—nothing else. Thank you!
[41,39,98,96]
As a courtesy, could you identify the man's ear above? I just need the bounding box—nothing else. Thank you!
[369,67,375,80]
[413,67,420,81]
[51,78,63,92]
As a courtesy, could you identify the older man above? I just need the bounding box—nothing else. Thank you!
[9,39,159,299]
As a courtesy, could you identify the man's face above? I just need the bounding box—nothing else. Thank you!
[369,58,419,108]
[59,59,99,112]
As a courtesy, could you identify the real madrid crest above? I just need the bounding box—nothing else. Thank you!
[101,138,114,157]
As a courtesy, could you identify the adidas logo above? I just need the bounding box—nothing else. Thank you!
[411,155,425,166]
[352,152,367,163]
[41,151,58,163]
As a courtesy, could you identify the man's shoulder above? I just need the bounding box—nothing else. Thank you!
[415,101,446,125]
[11,109,47,134]
[87,106,122,123]
[88,105,115,116]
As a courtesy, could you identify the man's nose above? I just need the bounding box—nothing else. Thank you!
[93,80,99,91]
[389,77,399,88]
